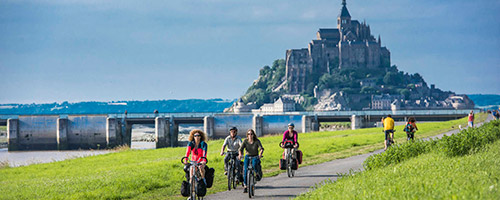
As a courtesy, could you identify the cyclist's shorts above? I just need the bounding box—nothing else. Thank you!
[385,130,394,140]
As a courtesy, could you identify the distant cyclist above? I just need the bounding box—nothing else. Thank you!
[220,127,242,175]
[281,123,298,159]
[404,117,418,141]
[383,114,395,150]
[183,129,208,184]
[238,129,264,193]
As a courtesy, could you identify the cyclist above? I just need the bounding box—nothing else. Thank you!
[220,127,242,176]
[183,129,208,184]
[238,129,264,193]
[281,123,298,160]
[383,114,395,150]
[404,117,418,141]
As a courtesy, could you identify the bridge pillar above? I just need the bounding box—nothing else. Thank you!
[351,115,364,130]
[106,118,119,148]
[7,119,19,151]
[155,117,169,148]
[171,123,179,147]
[57,118,69,150]
[302,115,312,133]
[253,115,263,137]
[204,116,215,138]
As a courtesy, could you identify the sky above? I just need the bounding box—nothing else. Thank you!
[0,0,499,104]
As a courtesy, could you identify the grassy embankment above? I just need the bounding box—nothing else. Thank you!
[0,114,487,199]
[296,118,500,200]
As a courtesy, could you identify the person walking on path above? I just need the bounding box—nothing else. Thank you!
[238,129,264,193]
[468,110,475,128]
[383,114,395,150]
[220,127,243,176]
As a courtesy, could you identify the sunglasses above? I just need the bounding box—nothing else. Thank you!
[194,134,201,137]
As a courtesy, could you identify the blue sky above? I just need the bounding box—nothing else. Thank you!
[0,0,499,104]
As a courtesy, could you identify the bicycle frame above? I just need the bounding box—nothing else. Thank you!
[181,156,208,200]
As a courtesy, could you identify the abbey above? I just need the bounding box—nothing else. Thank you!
[286,0,390,94]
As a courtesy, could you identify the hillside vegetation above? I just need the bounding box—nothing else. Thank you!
[0,115,483,200]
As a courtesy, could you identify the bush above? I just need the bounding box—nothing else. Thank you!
[440,120,500,157]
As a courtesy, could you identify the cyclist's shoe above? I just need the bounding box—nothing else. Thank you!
[243,188,248,193]
[224,171,227,175]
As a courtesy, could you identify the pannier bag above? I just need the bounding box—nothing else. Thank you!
[296,150,303,164]
[180,180,190,197]
[197,179,207,196]
[291,159,298,170]
[279,159,286,170]
[204,166,215,188]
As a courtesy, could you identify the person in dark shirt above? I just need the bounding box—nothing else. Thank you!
[238,129,264,193]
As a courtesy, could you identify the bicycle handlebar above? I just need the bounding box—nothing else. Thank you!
[279,141,299,148]
[181,156,209,164]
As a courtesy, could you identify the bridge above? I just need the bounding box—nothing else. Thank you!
[0,109,477,151]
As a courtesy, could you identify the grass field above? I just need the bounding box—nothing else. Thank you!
[0,114,486,199]
[296,117,499,200]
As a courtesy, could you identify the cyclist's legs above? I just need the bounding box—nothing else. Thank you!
[252,157,262,179]
[291,148,296,159]
[243,155,250,186]
[224,154,230,171]
[198,162,206,179]
[284,148,290,158]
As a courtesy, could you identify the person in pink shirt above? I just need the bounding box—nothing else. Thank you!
[281,123,299,159]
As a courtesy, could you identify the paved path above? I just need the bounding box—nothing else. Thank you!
[206,115,493,200]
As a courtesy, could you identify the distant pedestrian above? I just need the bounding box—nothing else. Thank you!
[496,108,500,120]
[404,117,418,141]
[154,109,159,117]
[468,110,474,128]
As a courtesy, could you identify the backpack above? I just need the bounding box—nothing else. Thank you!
[180,180,190,197]
[403,123,413,133]
[204,166,215,188]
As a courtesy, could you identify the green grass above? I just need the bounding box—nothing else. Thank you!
[0,126,6,131]
[0,115,485,200]
[296,138,500,200]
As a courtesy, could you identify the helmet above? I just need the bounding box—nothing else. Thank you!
[288,123,295,127]
[229,127,238,131]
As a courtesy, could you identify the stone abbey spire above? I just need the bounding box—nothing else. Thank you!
[284,0,391,94]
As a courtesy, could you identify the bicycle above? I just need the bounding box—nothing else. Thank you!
[246,155,262,198]
[223,151,241,190]
[384,130,396,148]
[280,141,299,178]
[181,156,208,200]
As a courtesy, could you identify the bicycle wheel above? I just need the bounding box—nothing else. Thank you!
[190,175,196,200]
[247,170,254,198]
[286,154,292,178]
[232,164,238,189]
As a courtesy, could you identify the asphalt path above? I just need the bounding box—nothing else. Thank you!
[206,115,493,200]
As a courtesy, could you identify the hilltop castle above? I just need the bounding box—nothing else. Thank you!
[285,0,390,94]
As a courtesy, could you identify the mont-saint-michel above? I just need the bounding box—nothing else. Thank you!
[226,0,475,113]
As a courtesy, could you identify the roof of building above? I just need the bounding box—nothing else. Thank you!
[339,0,351,18]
